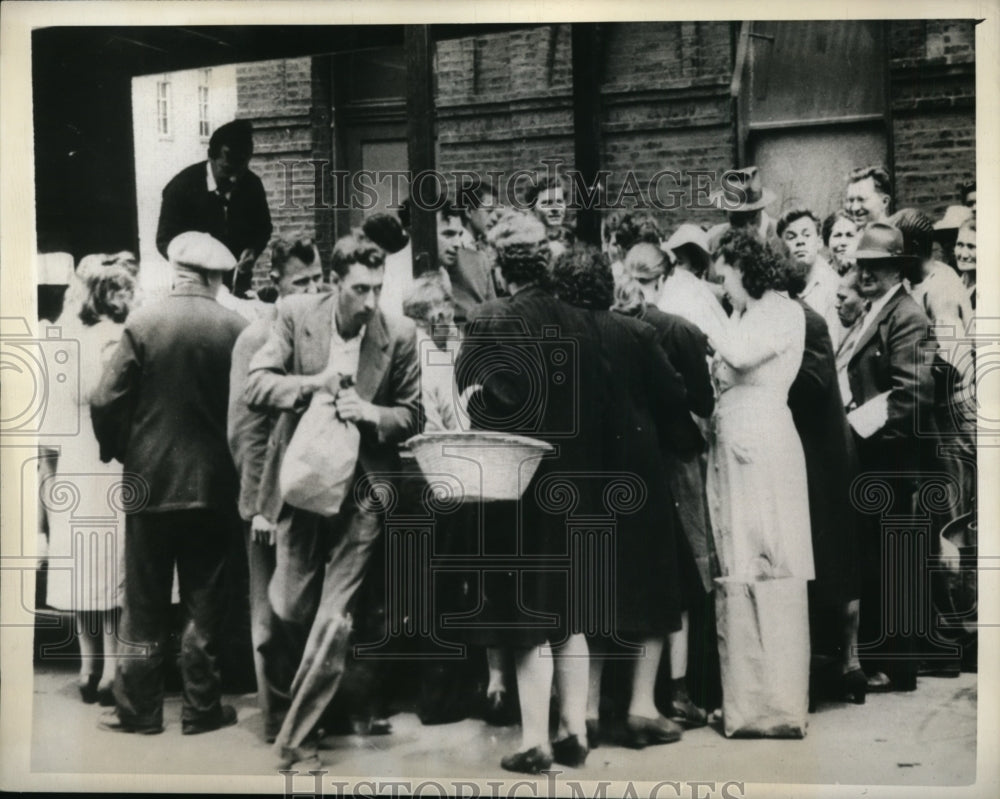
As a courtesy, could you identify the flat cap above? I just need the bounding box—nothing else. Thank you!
[167,231,236,272]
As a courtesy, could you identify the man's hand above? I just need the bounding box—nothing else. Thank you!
[335,386,379,425]
[237,248,257,273]
[301,364,345,399]
[251,514,276,546]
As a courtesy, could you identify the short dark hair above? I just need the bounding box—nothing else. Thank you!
[960,180,976,205]
[362,213,409,255]
[330,233,386,279]
[776,207,820,239]
[847,165,892,199]
[612,212,663,253]
[525,175,566,208]
[208,119,254,161]
[270,236,320,277]
[821,209,857,247]
[715,229,784,300]
[551,245,614,311]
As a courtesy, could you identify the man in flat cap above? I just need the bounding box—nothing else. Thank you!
[156,119,273,299]
[91,231,248,735]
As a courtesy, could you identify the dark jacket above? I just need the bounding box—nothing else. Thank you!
[91,284,248,513]
[789,300,860,607]
[244,292,421,517]
[155,161,272,296]
[227,310,278,521]
[846,284,937,466]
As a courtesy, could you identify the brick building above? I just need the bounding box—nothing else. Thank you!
[218,20,975,285]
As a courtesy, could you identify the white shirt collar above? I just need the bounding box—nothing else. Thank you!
[206,160,218,193]
[857,282,901,342]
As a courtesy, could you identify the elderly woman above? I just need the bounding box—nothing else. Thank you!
[456,213,609,772]
[822,210,860,275]
[955,218,976,309]
[552,247,696,748]
[44,261,136,705]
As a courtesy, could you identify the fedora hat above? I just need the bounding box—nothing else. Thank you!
[853,222,922,271]
[710,166,776,212]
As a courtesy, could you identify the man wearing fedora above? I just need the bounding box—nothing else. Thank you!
[706,166,779,253]
[91,231,249,735]
[845,222,938,694]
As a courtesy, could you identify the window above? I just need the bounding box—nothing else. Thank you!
[156,80,171,137]
[198,69,211,138]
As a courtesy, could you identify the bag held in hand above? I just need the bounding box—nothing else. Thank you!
[715,576,810,738]
[279,376,360,516]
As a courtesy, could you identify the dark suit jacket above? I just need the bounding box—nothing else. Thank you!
[244,293,421,513]
[155,161,272,296]
[640,303,714,418]
[227,309,279,522]
[846,284,936,464]
[789,300,860,606]
[91,284,249,513]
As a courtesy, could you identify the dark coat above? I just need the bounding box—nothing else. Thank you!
[788,300,860,609]
[638,303,716,594]
[91,284,248,513]
[846,285,937,470]
[456,285,612,645]
[227,310,278,522]
[243,292,422,518]
[591,309,691,636]
[155,161,272,296]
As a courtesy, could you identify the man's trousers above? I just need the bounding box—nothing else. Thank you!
[258,492,382,753]
[114,508,238,729]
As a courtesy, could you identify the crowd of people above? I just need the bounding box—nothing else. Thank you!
[39,119,978,774]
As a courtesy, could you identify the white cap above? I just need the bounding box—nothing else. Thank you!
[166,231,237,272]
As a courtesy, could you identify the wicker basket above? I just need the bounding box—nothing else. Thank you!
[404,431,554,502]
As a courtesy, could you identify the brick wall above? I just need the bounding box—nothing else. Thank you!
[889,20,976,219]
[435,22,734,235]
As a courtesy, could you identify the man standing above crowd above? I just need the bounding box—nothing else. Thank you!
[844,165,892,228]
[156,119,273,299]
[244,233,421,769]
[91,232,248,736]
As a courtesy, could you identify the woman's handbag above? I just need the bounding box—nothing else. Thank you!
[279,378,360,517]
[715,576,810,738]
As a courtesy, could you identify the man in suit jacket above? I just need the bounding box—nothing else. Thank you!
[845,222,938,693]
[91,232,249,735]
[226,237,325,735]
[155,120,272,299]
[244,233,420,767]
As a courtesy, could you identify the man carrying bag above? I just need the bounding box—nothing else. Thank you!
[245,233,421,768]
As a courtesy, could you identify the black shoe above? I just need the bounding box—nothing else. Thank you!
[182,705,237,735]
[97,710,163,735]
[96,684,115,707]
[78,674,100,704]
[552,734,588,768]
[841,668,867,705]
[585,718,600,750]
[669,696,708,728]
[624,714,682,749]
[500,746,553,774]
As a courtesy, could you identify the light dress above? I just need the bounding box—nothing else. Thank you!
[43,318,128,611]
[703,290,814,581]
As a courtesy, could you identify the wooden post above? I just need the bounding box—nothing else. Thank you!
[405,24,437,276]
[571,23,602,247]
